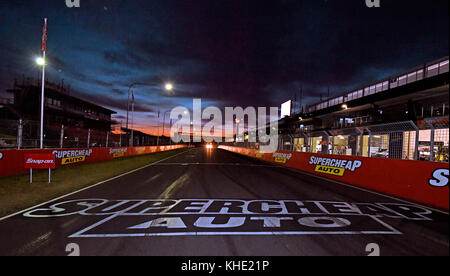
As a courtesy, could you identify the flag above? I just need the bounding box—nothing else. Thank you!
[131,89,135,104]
[41,18,48,52]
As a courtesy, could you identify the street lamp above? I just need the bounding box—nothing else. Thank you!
[125,82,175,146]
[165,83,174,91]
[36,57,46,66]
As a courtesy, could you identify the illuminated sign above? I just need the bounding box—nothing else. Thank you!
[281,100,292,119]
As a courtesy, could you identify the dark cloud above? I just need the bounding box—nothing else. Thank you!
[0,0,448,134]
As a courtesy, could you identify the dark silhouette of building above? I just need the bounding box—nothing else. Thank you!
[2,78,116,132]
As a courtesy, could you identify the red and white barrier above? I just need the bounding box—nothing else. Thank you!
[219,146,449,210]
[0,145,187,178]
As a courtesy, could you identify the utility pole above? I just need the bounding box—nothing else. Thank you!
[126,84,135,130]
[130,88,135,147]
[300,86,303,113]
[327,86,330,108]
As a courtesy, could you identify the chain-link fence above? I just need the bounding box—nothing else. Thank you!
[0,119,173,149]
[227,118,449,163]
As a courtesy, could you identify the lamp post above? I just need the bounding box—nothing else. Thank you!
[126,82,174,146]
[158,83,174,145]
[36,55,46,149]
[37,18,48,149]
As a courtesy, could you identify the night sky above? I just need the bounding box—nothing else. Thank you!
[0,0,448,134]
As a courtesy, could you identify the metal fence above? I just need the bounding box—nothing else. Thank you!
[0,119,173,149]
[227,118,449,163]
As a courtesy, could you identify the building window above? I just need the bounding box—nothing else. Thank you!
[365,135,389,158]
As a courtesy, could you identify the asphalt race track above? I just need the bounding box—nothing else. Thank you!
[0,147,448,256]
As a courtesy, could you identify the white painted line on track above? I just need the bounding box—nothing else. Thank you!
[153,163,278,167]
[0,149,193,222]
[69,231,401,238]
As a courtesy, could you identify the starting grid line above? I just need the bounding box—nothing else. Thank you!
[153,163,279,167]
[70,231,401,238]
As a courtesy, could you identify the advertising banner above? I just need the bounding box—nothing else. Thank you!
[24,154,55,169]
[0,145,186,178]
[219,146,449,210]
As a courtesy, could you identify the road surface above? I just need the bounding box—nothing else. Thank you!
[0,147,448,256]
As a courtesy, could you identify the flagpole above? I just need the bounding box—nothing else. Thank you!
[40,18,47,149]
[40,50,45,149]
[131,89,134,147]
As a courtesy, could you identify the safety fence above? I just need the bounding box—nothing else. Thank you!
[0,119,172,149]
[219,146,449,210]
[232,118,449,163]
[0,144,188,178]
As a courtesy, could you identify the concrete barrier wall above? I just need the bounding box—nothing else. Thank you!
[0,145,187,178]
[219,146,449,210]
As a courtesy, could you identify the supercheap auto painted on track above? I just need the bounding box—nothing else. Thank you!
[22,198,439,238]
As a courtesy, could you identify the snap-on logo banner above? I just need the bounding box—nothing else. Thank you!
[309,156,362,177]
[24,154,55,169]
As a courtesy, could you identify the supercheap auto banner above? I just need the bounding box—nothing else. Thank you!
[0,145,187,178]
[219,146,449,210]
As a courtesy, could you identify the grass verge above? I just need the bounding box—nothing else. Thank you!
[0,133,16,139]
[0,148,188,218]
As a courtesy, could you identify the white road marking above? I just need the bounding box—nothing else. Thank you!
[69,231,401,238]
[0,149,193,222]
[153,163,278,167]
